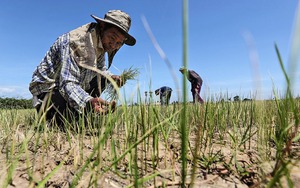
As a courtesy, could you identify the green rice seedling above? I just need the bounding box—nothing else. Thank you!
[125,169,174,188]
[1,110,23,186]
[1,87,299,187]
[69,115,115,187]
[36,151,70,188]
[238,99,257,150]
[263,44,300,187]
[180,0,189,186]
[104,110,180,176]
[105,66,140,101]
[197,150,224,173]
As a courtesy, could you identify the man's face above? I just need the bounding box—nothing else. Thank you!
[102,27,126,52]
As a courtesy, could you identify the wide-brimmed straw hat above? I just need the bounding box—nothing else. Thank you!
[91,10,136,46]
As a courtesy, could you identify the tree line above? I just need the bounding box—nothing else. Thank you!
[0,97,33,109]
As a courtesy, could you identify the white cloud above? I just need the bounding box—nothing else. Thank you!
[0,86,31,99]
[0,87,16,93]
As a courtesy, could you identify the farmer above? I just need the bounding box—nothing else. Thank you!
[155,86,173,105]
[179,67,204,103]
[29,10,136,126]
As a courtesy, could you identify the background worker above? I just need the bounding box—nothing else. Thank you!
[155,86,173,105]
[179,67,204,103]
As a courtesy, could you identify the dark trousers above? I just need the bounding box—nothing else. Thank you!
[191,83,204,103]
[36,76,108,127]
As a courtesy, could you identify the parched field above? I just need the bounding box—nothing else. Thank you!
[0,100,300,188]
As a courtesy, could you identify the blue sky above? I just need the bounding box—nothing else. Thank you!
[0,0,299,103]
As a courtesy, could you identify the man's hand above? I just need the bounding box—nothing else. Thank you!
[111,75,124,87]
[89,98,116,114]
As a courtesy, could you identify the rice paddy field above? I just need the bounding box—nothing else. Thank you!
[0,96,300,188]
[1,1,300,187]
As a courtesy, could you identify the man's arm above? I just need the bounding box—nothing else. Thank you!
[59,48,93,112]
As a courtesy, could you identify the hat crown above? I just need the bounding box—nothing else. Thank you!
[104,10,131,33]
[91,10,136,46]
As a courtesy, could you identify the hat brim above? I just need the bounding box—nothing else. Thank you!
[91,15,136,46]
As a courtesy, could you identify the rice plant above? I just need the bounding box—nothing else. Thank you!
[1,0,300,187]
[105,66,140,101]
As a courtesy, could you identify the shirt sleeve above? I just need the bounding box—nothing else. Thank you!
[59,46,93,112]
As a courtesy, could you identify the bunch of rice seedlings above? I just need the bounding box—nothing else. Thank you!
[105,66,139,100]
